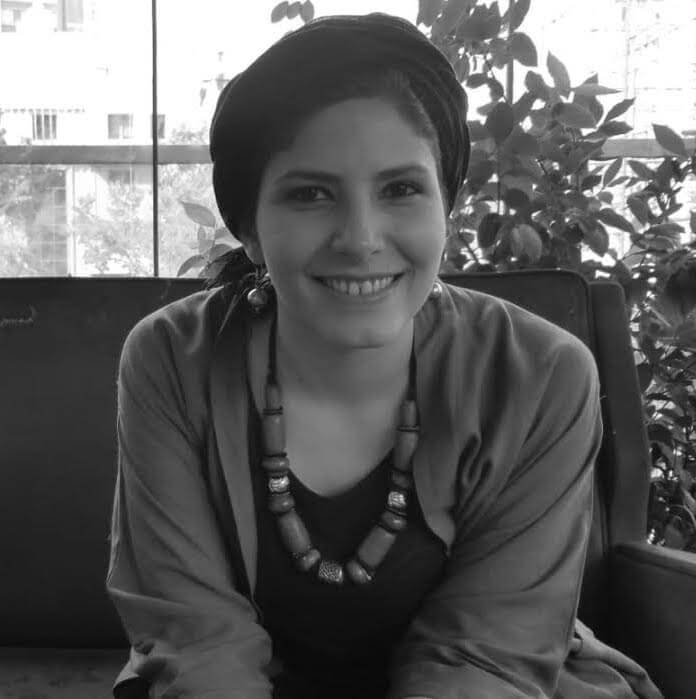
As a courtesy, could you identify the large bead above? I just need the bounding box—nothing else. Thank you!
[261,455,289,474]
[262,412,285,455]
[393,429,418,472]
[317,559,345,585]
[295,548,321,573]
[268,475,290,493]
[380,510,408,533]
[276,511,311,556]
[346,558,373,585]
[356,526,396,570]
[387,490,408,512]
[268,492,295,514]
[399,400,418,429]
[265,383,282,412]
[246,286,269,311]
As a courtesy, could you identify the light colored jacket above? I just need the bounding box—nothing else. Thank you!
[107,281,603,698]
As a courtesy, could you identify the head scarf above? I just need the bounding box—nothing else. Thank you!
[209,13,469,239]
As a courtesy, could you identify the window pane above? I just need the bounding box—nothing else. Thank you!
[0,162,154,276]
[524,0,696,138]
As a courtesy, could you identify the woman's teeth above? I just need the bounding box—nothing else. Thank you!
[319,275,396,296]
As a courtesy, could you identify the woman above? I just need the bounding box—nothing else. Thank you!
[107,13,663,699]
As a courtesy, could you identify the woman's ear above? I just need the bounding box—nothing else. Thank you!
[236,230,265,266]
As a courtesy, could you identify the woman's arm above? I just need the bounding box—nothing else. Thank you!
[388,338,602,699]
[106,316,273,699]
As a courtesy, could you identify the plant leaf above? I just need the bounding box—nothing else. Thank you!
[604,97,635,122]
[180,200,216,227]
[417,0,445,26]
[599,120,632,136]
[628,159,655,180]
[299,1,314,23]
[478,212,503,248]
[555,102,597,129]
[509,32,537,66]
[627,195,652,225]
[596,208,635,234]
[270,1,289,22]
[572,83,620,97]
[466,72,488,88]
[547,52,570,97]
[506,128,539,156]
[524,71,550,101]
[653,123,688,158]
[286,1,302,19]
[439,0,472,35]
[602,157,623,187]
[208,243,235,260]
[485,101,515,142]
[487,77,505,100]
[584,221,609,256]
[512,91,536,122]
[177,253,205,277]
[509,0,530,31]
[467,120,488,141]
[510,223,542,261]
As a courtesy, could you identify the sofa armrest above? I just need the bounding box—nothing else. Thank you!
[609,541,696,699]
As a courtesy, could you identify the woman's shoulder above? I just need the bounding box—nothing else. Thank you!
[120,285,234,368]
[433,281,596,379]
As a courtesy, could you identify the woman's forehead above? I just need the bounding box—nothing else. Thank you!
[264,98,440,178]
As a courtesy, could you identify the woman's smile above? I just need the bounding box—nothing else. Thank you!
[314,273,404,299]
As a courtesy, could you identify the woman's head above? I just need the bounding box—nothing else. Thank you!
[210,13,470,241]
[208,14,469,350]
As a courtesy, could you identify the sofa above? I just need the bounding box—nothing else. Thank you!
[1,270,694,698]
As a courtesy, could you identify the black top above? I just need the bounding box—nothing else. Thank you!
[249,395,448,699]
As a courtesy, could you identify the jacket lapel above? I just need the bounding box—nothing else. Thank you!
[209,298,259,594]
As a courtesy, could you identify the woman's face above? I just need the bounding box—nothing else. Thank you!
[250,96,447,351]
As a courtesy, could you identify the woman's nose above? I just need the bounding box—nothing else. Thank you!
[330,198,385,259]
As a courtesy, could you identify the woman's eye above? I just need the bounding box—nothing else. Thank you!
[383,181,422,198]
[287,186,331,203]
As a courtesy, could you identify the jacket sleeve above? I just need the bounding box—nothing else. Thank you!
[106,317,273,699]
[388,339,603,699]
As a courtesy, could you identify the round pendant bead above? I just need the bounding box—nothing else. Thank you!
[346,558,373,585]
[356,525,396,569]
[262,412,285,455]
[265,383,283,412]
[394,430,418,472]
[317,559,345,585]
[277,510,312,555]
[268,491,295,514]
[261,454,290,474]
[295,547,321,573]
[380,510,408,532]
[387,490,408,512]
[268,475,290,493]
[390,469,413,491]
[246,286,269,311]
[400,400,418,428]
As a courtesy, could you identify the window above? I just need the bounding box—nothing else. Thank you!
[1,1,24,32]
[57,0,83,31]
[108,114,133,140]
[32,110,57,141]
[107,167,134,187]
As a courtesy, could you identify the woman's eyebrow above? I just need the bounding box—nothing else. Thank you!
[273,163,430,185]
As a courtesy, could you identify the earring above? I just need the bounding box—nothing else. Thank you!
[246,265,272,312]
[429,280,443,299]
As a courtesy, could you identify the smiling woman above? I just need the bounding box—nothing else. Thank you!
[105,12,662,699]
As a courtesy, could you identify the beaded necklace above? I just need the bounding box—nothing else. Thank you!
[259,312,420,585]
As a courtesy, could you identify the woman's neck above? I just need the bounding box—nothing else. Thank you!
[271,311,414,408]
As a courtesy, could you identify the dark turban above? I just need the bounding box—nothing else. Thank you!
[209,13,469,239]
